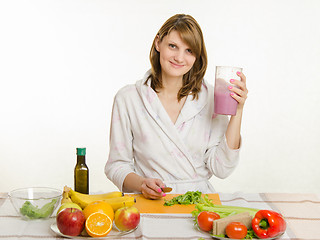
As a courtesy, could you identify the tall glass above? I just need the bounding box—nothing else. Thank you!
[214,66,243,115]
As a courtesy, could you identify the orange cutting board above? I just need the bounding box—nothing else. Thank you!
[129,193,221,214]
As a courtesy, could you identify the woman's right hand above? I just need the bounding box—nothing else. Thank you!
[141,178,166,199]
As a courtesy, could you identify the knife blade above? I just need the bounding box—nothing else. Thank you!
[161,187,172,193]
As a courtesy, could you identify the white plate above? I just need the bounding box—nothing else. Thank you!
[211,235,283,240]
[50,222,138,239]
[195,225,283,240]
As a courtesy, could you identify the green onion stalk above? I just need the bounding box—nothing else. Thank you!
[192,202,260,218]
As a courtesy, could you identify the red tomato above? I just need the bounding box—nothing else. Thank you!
[197,211,220,232]
[226,222,247,239]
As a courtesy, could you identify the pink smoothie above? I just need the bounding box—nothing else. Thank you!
[214,78,238,115]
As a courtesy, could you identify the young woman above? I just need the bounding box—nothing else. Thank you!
[105,14,248,199]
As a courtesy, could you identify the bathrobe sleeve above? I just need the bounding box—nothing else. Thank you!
[204,113,241,179]
[105,89,135,191]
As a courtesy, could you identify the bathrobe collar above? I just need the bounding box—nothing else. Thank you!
[135,70,210,174]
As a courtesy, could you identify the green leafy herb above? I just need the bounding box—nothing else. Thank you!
[20,199,57,219]
[164,191,211,206]
[213,234,226,237]
[244,229,258,239]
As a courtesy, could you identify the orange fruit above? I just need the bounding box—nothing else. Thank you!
[83,201,114,221]
[85,212,112,237]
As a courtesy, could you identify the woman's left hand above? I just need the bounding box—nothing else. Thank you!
[229,71,248,111]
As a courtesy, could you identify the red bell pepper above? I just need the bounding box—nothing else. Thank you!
[252,210,286,238]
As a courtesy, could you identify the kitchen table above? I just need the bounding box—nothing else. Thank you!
[0,192,319,239]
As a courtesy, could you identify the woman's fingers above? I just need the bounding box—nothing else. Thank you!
[231,79,246,91]
[229,72,248,106]
[229,85,247,99]
[230,91,246,105]
[231,76,247,92]
[141,178,166,199]
[237,71,246,83]
[146,178,165,193]
[141,184,160,199]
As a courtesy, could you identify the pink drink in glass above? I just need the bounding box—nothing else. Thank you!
[214,66,242,116]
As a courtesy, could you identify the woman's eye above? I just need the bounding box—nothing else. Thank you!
[187,49,193,54]
[169,44,176,49]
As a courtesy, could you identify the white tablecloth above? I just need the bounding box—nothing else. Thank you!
[1,192,319,239]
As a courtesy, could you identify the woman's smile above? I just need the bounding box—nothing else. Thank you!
[169,61,184,68]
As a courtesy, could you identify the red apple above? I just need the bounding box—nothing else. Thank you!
[114,206,140,231]
[56,208,85,236]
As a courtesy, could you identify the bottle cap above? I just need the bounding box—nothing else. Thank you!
[76,148,86,156]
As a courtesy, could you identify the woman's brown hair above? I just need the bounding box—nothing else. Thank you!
[146,14,208,101]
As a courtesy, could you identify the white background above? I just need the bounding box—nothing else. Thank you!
[1,0,319,194]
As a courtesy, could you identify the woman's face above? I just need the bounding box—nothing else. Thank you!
[155,30,196,81]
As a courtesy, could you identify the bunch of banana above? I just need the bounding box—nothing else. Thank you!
[61,186,136,211]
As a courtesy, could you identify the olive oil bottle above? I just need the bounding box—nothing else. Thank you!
[74,148,89,194]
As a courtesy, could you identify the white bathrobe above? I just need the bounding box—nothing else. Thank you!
[105,71,241,194]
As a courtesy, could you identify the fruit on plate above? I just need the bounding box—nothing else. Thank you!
[85,212,113,237]
[57,202,82,214]
[114,206,140,231]
[197,211,221,232]
[226,222,248,239]
[56,208,85,236]
[83,201,114,221]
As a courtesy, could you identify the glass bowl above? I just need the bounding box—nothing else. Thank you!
[8,187,62,220]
